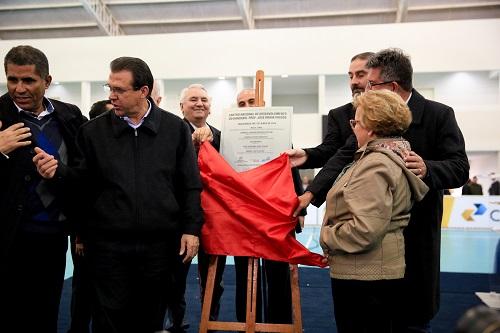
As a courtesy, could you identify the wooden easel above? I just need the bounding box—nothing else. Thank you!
[198,71,303,333]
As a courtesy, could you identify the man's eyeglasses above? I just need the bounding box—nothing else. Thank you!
[349,119,362,129]
[103,84,138,95]
[366,80,394,89]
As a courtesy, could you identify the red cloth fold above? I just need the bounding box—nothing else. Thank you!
[198,142,326,267]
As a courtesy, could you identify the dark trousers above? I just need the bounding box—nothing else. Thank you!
[68,237,92,333]
[331,278,405,333]
[164,253,190,332]
[2,230,67,333]
[86,237,176,333]
[234,257,292,324]
[164,248,226,332]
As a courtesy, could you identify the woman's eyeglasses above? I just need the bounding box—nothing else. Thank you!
[349,119,362,129]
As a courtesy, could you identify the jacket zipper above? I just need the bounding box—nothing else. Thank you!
[134,128,141,228]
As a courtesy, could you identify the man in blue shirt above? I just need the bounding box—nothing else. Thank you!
[0,45,86,332]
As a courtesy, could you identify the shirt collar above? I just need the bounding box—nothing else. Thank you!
[120,100,152,129]
[15,97,55,120]
[405,92,412,104]
[189,121,208,130]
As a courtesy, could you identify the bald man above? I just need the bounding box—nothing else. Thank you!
[233,88,305,324]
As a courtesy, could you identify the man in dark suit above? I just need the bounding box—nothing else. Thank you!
[164,83,226,333]
[365,49,469,331]
[0,45,86,332]
[285,52,373,205]
[489,177,500,195]
[291,48,469,332]
[234,88,306,324]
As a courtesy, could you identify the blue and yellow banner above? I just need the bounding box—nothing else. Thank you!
[442,195,500,229]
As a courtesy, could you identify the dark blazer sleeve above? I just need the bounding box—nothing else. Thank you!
[302,103,354,169]
[291,166,306,233]
[307,134,357,207]
[423,106,469,190]
[406,91,469,191]
[210,125,221,152]
[176,121,204,236]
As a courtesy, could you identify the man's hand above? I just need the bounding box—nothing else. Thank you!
[32,147,58,179]
[293,191,314,217]
[404,151,427,179]
[179,234,199,263]
[297,216,305,229]
[75,243,85,256]
[285,148,307,167]
[192,127,213,147]
[0,121,32,155]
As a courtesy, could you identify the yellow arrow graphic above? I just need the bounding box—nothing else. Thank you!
[462,208,475,221]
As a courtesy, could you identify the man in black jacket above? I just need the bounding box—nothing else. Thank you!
[290,48,469,332]
[0,45,86,332]
[34,57,203,333]
[285,51,373,178]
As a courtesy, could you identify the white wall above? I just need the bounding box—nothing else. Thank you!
[1,19,499,175]
[1,19,499,82]
[46,82,81,107]
[414,72,499,111]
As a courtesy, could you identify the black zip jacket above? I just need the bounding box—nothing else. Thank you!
[58,100,203,239]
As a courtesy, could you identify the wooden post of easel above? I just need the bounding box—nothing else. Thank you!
[199,70,303,333]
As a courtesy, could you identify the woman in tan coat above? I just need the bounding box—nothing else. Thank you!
[320,90,429,332]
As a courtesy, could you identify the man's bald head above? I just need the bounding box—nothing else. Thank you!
[151,79,162,106]
[237,88,256,108]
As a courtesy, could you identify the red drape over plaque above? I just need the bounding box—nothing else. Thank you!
[198,142,326,267]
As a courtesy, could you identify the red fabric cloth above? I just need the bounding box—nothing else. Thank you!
[198,142,326,267]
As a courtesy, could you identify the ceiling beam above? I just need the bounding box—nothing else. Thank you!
[255,8,395,20]
[410,1,500,11]
[396,0,408,23]
[236,0,254,29]
[255,1,500,21]
[0,23,97,31]
[0,3,81,11]
[105,0,214,4]
[80,0,124,36]
[122,16,241,25]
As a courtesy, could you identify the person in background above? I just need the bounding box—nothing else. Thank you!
[234,88,306,324]
[67,98,113,333]
[463,176,483,195]
[285,52,374,180]
[236,88,256,108]
[163,84,226,333]
[462,179,472,195]
[455,305,500,333]
[489,176,500,195]
[0,45,86,332]
[151,79,163,107]
[34,56,203,333]
[88,99,113,119]
[470,176,483,195]
[321,89,428,332]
